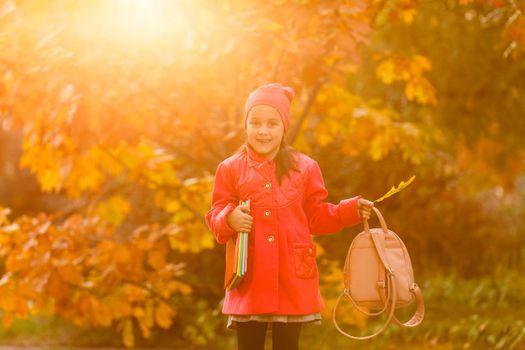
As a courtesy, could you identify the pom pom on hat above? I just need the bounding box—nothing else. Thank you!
[243,83,295,133]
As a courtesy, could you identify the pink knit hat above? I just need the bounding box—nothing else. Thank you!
[243,83,295,133]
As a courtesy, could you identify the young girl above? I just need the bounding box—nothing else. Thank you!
[205,83,374,350]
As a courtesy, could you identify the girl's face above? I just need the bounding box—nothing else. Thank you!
[246,105,284,160]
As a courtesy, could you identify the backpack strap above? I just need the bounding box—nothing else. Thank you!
[332,271,397,340]
[367,207,425,328]
[391,282,425,327]
[364,208,393,274]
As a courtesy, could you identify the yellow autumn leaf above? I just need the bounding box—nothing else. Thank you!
[400,9,416,24]
[91,145,124,176]
[95,196,131,226]
[145,300,154,327]
[155,302,174,329]
[376,59,396,84]
[65,154,106,196]
[136,315,152,338]
[413,55,432,71]
[122,318,134,348]
[315,125,333,147]
[133,306,145,319]
[405,78,437,105]
[167,280,192,296]
[374,175,416,203]
[40,168,63,192]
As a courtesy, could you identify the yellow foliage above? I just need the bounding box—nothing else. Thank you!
[413,55,432,71]
[405,77,437,105]
[376,54,437,106]
[66,159,106,197]
[94,196,131,227]
[168,221,214,253]
[369,128,402,160]
[155,302,174,329]
[167,280,192,296]
[400,9,416,24]
[376,59,396,84]
[306,83,425,163]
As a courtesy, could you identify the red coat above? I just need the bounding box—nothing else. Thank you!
[205,145,362,315]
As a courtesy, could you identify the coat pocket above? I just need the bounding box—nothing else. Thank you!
[293,243,317,279]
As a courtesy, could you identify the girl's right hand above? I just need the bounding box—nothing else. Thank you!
[227,204,253,233]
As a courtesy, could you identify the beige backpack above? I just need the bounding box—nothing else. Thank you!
[332,207,425,339]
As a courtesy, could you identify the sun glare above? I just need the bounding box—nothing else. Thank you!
[96,0,188,43]
[114,0,168,32]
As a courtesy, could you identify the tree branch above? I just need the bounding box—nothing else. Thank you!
[287,78,328,146]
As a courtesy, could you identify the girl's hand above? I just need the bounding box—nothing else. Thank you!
[358,199,374,221]
[227,203,253,233]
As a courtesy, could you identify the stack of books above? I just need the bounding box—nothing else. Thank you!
[224,199,250,290]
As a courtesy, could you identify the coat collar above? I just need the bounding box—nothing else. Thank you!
[246,144,275,168]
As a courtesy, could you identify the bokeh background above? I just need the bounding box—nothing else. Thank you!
[0,0,524,349]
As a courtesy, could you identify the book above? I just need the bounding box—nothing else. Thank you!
[224,200,250,290]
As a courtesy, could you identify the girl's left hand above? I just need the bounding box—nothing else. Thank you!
[358,199,374,220]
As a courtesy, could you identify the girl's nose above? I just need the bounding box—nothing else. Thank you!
[257,126,269,135]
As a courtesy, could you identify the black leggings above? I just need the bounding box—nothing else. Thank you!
[236,321,302,350]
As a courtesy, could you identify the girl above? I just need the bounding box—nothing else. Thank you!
[205,83,374,350]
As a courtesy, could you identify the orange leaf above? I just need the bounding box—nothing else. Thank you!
[155,302,174,329]
[58,264,82,284]
[2,312,13,329]
[148,250,166,270]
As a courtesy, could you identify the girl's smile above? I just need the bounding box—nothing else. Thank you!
[246,105,285,160]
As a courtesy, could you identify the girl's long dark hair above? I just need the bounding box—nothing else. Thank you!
[237,139,301,186]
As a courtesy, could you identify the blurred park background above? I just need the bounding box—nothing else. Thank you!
[0,0,524,349]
